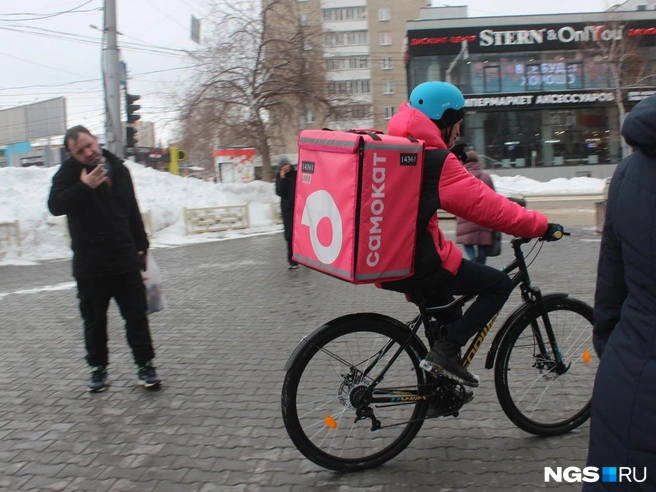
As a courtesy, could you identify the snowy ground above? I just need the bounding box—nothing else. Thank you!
[0,162,606,266]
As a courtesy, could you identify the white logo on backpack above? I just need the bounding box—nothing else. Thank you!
[301,190,343,264]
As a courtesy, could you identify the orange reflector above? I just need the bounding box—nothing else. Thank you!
[324,416,337,429]
[583,350,591,364]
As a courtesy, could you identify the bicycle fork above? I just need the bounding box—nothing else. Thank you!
[530,287,570,375]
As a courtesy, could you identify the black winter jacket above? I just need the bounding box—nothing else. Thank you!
[275,169,297,240]
[48,149,149,279]
[584,95,656,491]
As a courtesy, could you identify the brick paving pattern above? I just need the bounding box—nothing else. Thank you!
[0,222,601,491]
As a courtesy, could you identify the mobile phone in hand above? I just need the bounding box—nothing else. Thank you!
[93,158,109,173]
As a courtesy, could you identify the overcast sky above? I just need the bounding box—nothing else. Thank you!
[1,0,614,146]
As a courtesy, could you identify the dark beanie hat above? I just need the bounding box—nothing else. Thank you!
[278,156,291,166]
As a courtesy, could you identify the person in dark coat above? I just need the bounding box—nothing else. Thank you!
[455,151,496,264]
[275,156,298,269]
[583,94,656,491]
[48,125,161,393]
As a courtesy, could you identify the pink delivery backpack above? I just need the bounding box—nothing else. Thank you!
[292,128,425,284]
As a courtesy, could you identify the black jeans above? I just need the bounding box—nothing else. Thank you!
[76,269,155,367]
[436,259,513,347]
[286,237,297,266]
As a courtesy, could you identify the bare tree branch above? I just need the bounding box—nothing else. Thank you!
[586,20,656,158]
[175,0,346,181]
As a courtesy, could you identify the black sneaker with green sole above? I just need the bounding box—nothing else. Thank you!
[137,362,161,389]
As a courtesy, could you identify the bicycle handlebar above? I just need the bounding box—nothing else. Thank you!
[511,230,570,247]
[541,230,571,241]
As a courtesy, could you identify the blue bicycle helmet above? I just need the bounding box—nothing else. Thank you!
[409,81,465,127]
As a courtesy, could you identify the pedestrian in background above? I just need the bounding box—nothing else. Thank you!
[455,151,496,265]
[275,156,298,269]
[48,125,161,393]
[584,94,656,491]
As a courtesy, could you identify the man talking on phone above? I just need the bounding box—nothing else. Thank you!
[48,125,161,392]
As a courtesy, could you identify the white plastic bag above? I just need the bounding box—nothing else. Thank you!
[143,252,165,315]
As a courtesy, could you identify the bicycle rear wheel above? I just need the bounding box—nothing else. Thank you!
[495,296,597,436]
[281,315,429,472]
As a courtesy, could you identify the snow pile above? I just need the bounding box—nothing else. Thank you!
[0,162,608,265]
[492,175,606,196]
[0,162,279,264]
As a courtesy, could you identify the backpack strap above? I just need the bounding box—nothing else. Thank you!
[416,149,450,231]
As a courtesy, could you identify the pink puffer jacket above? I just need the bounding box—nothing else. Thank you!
[387,103,548,275]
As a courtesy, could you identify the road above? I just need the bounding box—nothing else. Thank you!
[0,219,601,491]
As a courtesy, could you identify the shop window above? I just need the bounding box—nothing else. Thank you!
[539,61,568,91]
[524,64,543,91]
[484,65,501,92]
[567,63,583,89]
[584,58,611,89]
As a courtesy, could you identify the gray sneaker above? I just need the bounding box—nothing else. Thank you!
[420,338,480,387]
[88,366,108,393]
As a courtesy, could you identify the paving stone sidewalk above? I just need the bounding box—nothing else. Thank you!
[0,223,601,491]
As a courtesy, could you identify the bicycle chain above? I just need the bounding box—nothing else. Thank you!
[364,381,462,430]
[368,381,461,429]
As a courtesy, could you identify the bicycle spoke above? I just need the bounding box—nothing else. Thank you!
[283,321,428,470]
[496,298,597,435]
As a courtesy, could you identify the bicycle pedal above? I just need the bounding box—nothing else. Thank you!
[426,406,460,419]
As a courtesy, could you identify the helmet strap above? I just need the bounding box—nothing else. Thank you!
[443,126,454,145]
[432,119,453,144]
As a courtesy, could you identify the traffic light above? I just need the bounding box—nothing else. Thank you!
[126,126,138,148]
[126,93,141,124]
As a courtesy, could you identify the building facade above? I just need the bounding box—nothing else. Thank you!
[122,121,156,148]
[406,4,656,168]
[274,0,429,162]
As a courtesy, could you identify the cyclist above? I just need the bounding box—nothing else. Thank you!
[381,81,563,388]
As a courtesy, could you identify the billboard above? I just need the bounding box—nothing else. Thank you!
[408,19,656,56]
[0,97,67,146]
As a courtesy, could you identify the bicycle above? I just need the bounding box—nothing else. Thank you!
[281,234,598,472]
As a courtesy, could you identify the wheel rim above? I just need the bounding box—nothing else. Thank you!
[289,328,427,466]
[502,304,597,429]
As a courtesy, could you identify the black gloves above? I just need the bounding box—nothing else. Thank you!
[450,142,469,163]
[542,223,565,241]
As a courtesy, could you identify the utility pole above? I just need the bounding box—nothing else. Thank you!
[104,0,124,157]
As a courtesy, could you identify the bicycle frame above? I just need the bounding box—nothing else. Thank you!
[362,237,568,406]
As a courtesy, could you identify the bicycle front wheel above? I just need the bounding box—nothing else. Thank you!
[495,296,597,436]
[281,315,429,472]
